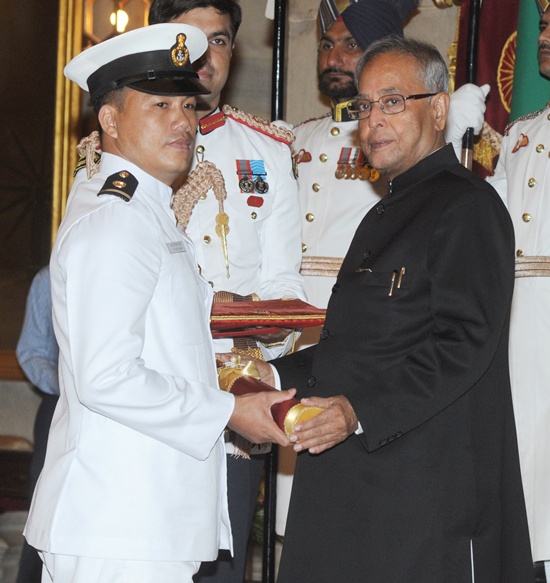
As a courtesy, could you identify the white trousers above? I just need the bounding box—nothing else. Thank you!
[40,552,200,583]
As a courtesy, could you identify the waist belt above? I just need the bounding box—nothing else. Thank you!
[515,256,550,278]
[300,256,343,277]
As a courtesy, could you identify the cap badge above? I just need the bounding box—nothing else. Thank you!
[171,33,189,67]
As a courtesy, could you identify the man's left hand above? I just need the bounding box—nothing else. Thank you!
[253,327,293,345]
[289,395,358,455]
[446,83,490,157]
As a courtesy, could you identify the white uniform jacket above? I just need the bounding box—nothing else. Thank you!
[292,108,386,311]
[488,105,550,562]
[24,153,235,562]
[188,106,305,359]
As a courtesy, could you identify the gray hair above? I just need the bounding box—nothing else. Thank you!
[355,35,449,94]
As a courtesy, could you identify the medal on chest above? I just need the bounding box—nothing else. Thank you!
[335,147,380,182]
[236,159,269,207]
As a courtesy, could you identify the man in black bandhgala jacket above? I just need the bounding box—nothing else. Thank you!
[254,36,534,583]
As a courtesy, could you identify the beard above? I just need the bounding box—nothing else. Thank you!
[538,41,550,79]
[318,68,357,100]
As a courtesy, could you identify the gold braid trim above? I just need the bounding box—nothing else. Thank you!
[515,256,550,278]
[76,131,102,179]
[504,105,550,137]
[172,160,230,276]
[222,104,295,145]
[473,121,503,173]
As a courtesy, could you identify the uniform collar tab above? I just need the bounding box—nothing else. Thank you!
[332,99,355,123]
[198,109,226,135]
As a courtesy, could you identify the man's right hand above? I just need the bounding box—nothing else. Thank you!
[228,388,296,447]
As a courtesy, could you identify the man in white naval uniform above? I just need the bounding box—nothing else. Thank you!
[488,2,550,580]
[23,24,294,583]
[276,0,490,538]
[148,2,305,582]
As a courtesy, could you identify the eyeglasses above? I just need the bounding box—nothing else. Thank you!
[347,93,437,120]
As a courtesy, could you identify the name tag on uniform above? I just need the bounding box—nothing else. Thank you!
[167,241,187,254]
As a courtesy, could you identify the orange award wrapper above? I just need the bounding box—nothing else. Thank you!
[218,360,322,436]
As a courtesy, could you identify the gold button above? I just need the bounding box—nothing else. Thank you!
[330,127,340,136]
[312,183,320,192]
[119,171,129,178]
[204,235,211,244]
[196,145,205,154]
[320,154,328,163]
[302,243,307,253]
[251,212,257,219]
[516,249,524,257]
[112,180,126,188]
[306,213,315,222]
[199,193,207,200]
[547,113,550,121]
[536,144,545,153]
[528,178,536,187]
[522,213,531,223]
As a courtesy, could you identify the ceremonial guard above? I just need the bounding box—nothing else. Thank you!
[487,4,550,576]
[148,3,304,582]
[294,104,385,313]
[186,104,304,360]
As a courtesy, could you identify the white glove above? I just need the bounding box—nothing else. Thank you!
[446,83,491,158]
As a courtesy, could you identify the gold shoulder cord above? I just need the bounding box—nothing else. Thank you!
[172,156,230,278]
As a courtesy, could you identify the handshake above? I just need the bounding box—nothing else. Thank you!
[222,355,359,455]
[218,356,322,437]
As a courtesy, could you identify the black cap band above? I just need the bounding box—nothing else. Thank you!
[87,49,208,100]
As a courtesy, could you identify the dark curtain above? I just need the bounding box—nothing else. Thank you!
[0,0,59,348]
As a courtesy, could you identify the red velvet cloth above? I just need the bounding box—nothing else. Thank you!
[210,299,326,338]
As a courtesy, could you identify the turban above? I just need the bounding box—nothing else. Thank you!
[319,0,419,51]
[536,0,550,15]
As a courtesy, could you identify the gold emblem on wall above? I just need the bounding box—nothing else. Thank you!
[498,32,516,113]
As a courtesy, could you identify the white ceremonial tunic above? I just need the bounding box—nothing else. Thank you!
[488,105,550,563]
[290,107,386,351]
[188,106,305,360]
[24,153,235,562]
[292,109,386,311]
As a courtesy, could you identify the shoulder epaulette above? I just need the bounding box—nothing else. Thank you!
[199,110,227,135]
[293,112,332,129]
[97,171,138,203]
[222,104,295,145]
[504,103,550,137]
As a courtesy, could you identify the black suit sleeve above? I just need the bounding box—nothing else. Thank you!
[271,345,317,398]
